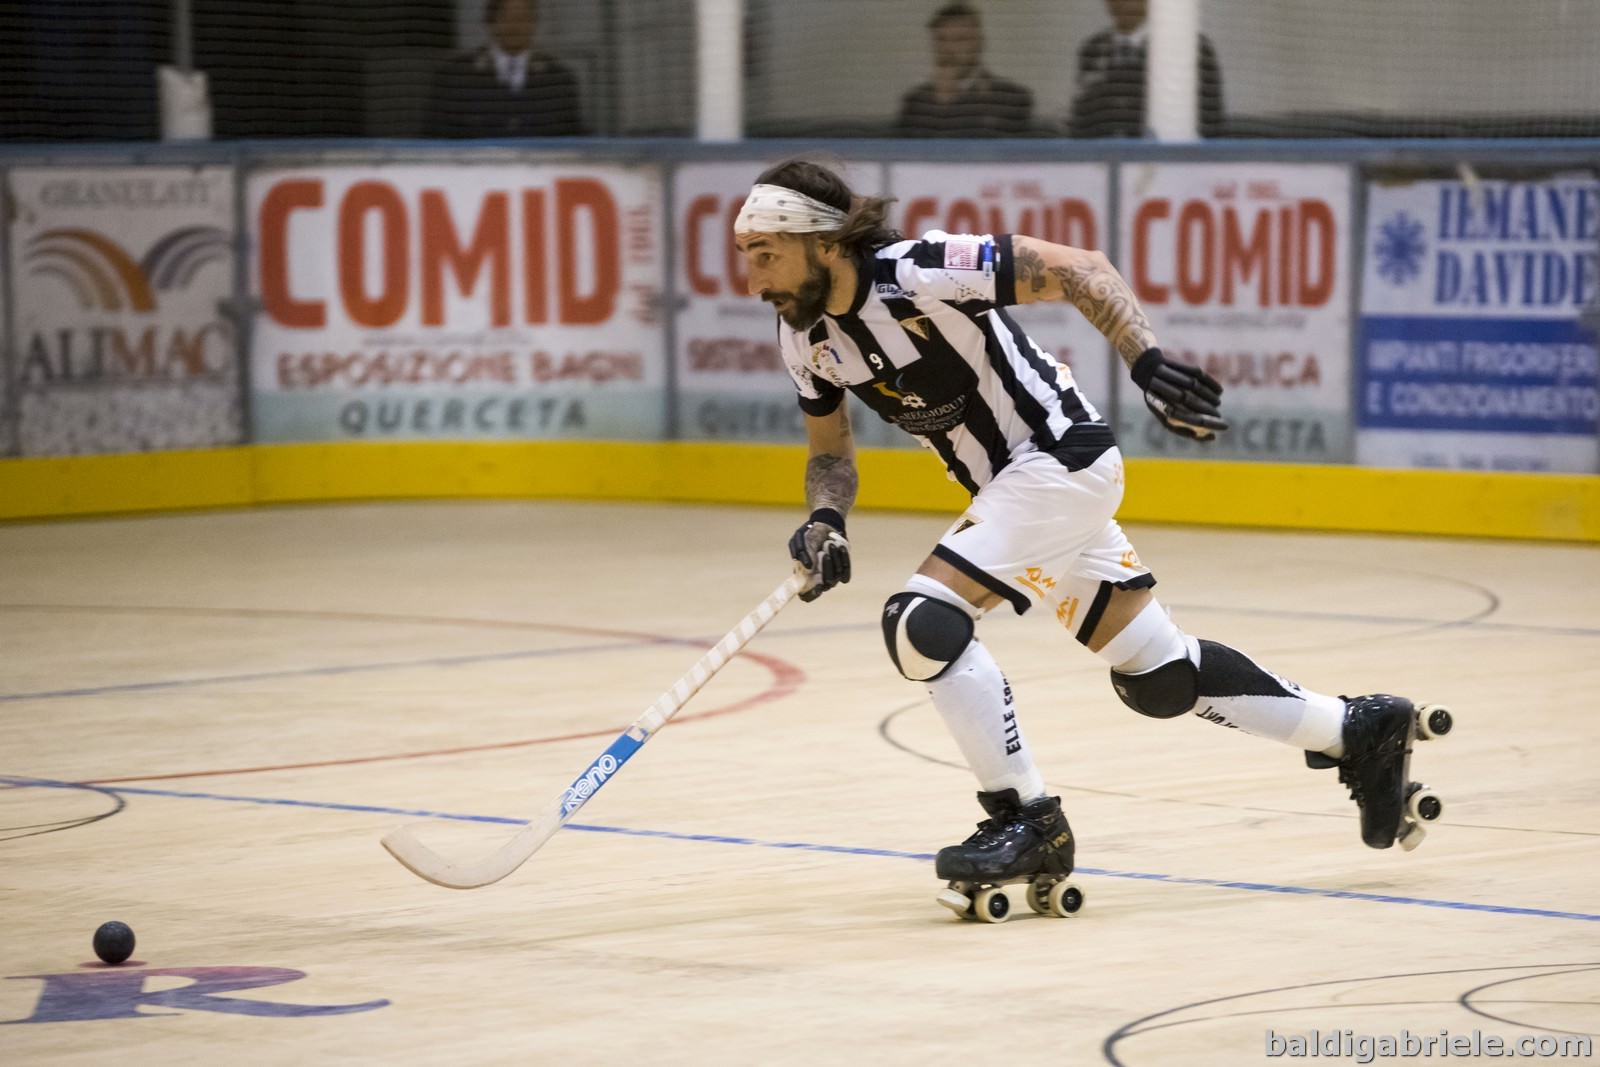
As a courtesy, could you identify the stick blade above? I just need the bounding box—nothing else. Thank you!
[380,824,524,889]
[381,809,563,889]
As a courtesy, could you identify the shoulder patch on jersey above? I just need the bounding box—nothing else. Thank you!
[808,340,848,386]
[944,239,981,270]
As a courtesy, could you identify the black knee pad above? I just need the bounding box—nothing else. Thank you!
[882,592,975,681]
[1109,657,1198,719]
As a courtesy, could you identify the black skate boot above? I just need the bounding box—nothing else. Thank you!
[934,789,1084,923]
[1306,695,1452,850]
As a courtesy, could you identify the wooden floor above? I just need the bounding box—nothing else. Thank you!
[3,499,1597,1065]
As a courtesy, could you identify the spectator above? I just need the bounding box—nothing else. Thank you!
[896,3,1033,138]
[1067,0,1223,139]
[426,0,585,139]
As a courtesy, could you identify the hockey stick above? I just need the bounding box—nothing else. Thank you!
[381,569,807,889]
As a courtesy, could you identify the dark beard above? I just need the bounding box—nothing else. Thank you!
[765,258,832,331]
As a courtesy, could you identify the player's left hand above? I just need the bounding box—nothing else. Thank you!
[1131,347,1229,440]
[788,511,851,602]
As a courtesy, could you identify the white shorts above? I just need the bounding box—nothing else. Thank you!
[931,447,1154,643]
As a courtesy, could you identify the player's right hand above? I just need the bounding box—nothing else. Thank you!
[1131,347,1229,440]
[788,510,851,602]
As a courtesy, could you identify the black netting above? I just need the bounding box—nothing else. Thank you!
[4,1,1600,143]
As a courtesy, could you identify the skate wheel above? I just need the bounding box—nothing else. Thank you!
[974,886,1011,924]
[936,887,974,918]
[1417,704,1453,740]
[1026,881,1051,915]
[1407,784,1443,823]
[1397,820,1426,851]
[1047,880,1086,917]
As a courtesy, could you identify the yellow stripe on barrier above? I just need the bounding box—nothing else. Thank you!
[0,448,255,520]
[1,442,1596,542]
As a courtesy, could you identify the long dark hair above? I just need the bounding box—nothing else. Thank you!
[754,158,902,259]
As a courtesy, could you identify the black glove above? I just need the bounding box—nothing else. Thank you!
[1130,347,1229,440]
[788,508,851,602]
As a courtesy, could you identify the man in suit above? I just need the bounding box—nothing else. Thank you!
[427,0,586,138]
[1068,0,1224,138]
[896,3,1034,138]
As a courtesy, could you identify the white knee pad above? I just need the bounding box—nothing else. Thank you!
[1095,598,1197,674]
[1096,599,1202,719]
[882,575,983,682]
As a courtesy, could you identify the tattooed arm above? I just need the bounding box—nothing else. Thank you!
[1009,234,1229,439]
[1010,236,1158,369]
[803,402,858,517]
[788,403,857,601]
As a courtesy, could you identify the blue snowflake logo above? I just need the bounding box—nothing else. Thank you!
[1374,213,1427,286]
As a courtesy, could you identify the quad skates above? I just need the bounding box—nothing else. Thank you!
[1307,695,1454,851]
[935,789,1085,923]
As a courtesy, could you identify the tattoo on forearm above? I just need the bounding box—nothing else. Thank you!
[1014,245,1048,294]
[806,453,858,516]
[1050,263,1158,365]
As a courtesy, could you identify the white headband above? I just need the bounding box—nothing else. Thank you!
[734,183,848,235]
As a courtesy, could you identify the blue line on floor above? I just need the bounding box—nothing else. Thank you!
[8,776,1594,925]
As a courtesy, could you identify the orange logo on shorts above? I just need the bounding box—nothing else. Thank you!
[1055,596,1080,630]
[1017,567,1056,599]
[1120,550,1141,569]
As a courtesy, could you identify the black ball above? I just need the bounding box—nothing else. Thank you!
[92,921,136,965]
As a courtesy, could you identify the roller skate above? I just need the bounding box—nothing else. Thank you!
[1305,695,1454,851]
[934,789,1085,924]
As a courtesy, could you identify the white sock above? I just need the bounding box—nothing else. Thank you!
[1191,640,1348,753]
[1100,600,1347,753]
[927,640,1047,800]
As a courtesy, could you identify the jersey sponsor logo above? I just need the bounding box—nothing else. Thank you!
[889,395,967,434]
[951,516,981,535]
[899,315,932,340]
[785,359,813,391]
[875,283,918,299]
[871,380,926,408]
[944,239,981,270]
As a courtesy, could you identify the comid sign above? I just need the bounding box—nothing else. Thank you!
[257,174,630,331]
[1129,194,1337,309]
[247,165,665,442]
[1117,163,1353,462]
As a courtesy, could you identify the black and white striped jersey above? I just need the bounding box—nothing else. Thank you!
[778,230,1117,495]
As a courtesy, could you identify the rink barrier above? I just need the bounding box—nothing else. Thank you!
[1,442,1595,542]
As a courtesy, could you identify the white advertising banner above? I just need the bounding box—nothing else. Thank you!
[674,160,809,444]
[888,162,1116,418]
[7,167,241,455]
[671,160,906,446]
[248,164,665,442]
[1116,163,1353,462]
[1357,175,1599,472]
